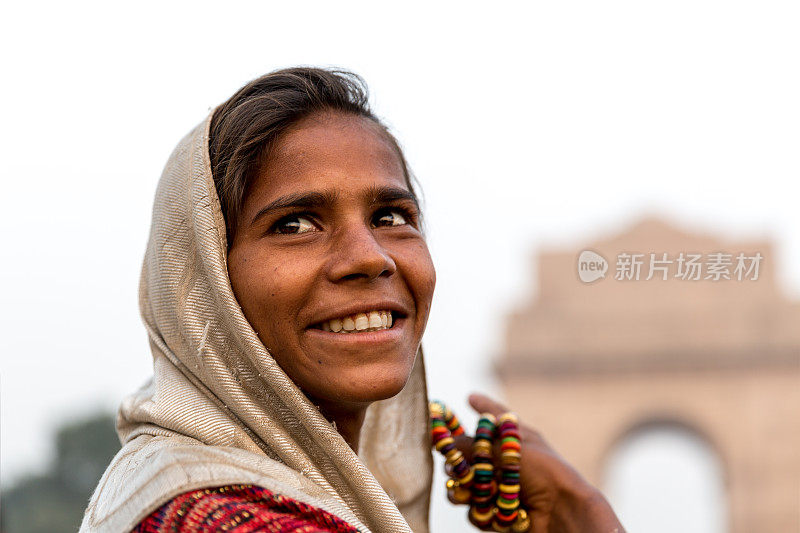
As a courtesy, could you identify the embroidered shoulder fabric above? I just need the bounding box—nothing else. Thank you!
[133,484,359,533]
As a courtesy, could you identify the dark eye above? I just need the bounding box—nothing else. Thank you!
[273,215,316,234]
[373,209,408,228]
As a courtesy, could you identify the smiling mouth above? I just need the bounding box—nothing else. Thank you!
[313,310,399,333]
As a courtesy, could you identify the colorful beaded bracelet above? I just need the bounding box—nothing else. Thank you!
[469,412,497,529]
[493,412,530,533]
[429,402,532,532]
[430,401,472,504]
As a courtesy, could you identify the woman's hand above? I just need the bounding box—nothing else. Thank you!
[453,393,626,533]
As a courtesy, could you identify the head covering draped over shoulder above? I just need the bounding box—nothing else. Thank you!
[80,114,433,533]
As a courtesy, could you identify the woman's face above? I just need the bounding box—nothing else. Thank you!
[227,111,436,409]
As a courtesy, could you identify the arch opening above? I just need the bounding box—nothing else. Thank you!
[603,421,728,533]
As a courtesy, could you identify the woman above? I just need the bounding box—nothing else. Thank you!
[81,67,624,533]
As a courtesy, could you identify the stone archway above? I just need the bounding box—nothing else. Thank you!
[497,217,800,533]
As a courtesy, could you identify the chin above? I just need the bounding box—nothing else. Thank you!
[322,364,414,405]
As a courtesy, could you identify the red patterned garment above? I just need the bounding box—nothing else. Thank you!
[132,484,360,533]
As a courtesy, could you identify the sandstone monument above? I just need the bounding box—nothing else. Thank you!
[497,217,800,532]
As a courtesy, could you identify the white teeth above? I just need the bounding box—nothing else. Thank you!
[368,311,382,328]
[318,310,395,334]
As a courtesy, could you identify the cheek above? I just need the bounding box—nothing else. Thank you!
[399,240,437,315]
[228,247,313,337]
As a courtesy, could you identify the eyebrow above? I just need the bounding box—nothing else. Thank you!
[250,186,418,225]
[250,190,338,225]
[365,185,419,209]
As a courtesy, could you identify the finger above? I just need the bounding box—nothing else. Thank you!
[468,392,512,418]
[452,433,474,461]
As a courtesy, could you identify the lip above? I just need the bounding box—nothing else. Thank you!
[304,299,411,329]
[304,316,406,345]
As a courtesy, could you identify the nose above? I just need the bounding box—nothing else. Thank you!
[326,223,397,282]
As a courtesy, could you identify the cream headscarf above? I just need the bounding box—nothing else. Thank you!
[80,113,433,533]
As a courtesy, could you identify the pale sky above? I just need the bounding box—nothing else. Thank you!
[1,1,798,531]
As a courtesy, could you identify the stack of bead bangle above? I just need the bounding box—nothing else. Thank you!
[495,413,529,532]
[429,401,532,533]
[469,413,497,528]
[429,401,473,504]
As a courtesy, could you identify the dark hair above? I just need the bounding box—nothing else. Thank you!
[209,67,418,242]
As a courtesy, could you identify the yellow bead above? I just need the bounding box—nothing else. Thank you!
[496,498,519,510]
[435,436,454,451]
[512,509,532,532]
[498,412,518,424]
[470,507,494,522]
[492,521,511,533]
[457,466,475,484]
[448,483,471,505]
[474,441,492,453]
[445,449,463,465]
[481,412,497,424]
[499,483,521,493]
[501,451,522,463]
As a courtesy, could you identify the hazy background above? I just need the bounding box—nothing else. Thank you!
[1,1,798,531]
